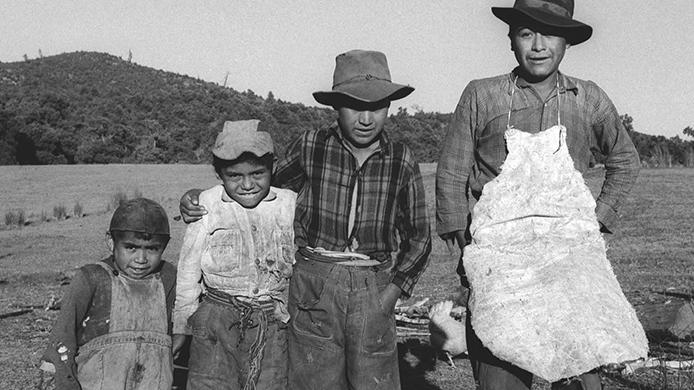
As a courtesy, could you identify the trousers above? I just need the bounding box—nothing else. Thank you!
[288,255,400,390]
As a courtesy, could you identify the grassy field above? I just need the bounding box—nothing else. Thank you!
[0,164,693,389]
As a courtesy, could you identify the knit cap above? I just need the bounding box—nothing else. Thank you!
[109,198,170,236]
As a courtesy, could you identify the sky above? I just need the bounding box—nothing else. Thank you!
[2,0,693,138]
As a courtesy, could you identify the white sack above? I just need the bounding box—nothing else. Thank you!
[464,127,648,382]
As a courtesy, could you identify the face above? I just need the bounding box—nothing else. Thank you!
[218,159,272,208]
[109,231,168,279]
[337,101,390,149]
[511,26,568,82]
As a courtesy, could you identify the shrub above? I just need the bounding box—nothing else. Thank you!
[108,189,129,211]
[73,201,84,217]
[4,209,26,226]
[53,205,67,220]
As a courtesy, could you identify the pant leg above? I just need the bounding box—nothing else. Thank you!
[186,301,242,390]
[254,320,289,390]
[466,309,533,390]
[551,372,602,390]
[288,261,348,390]
[345,269,400,390]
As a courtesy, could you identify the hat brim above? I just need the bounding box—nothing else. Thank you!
[313,79,414,106]
[492,7,592,45]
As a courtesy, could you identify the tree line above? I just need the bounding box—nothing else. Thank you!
[0,52,691,167]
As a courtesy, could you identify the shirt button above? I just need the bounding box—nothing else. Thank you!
[252,288,259,294]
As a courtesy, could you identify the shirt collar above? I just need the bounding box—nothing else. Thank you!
[328,122,392,156]
[508,68,578,95]
[221,188,277,203]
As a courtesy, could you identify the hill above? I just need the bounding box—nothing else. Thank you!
[0,52,448,165]
[0,51,691,166]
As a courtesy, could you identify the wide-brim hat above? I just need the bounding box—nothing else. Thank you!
[212,119,274,161]
[313,49,414,106]
[492,0,592,45]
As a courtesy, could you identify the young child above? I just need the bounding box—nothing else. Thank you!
[172,119,296,390]
[40,198,176,390]
[180,50,432,390]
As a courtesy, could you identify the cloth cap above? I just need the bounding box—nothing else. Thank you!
[313,49,414,106]
[109,198,170,236]
[212,119,274,160]
[492,0,592,45]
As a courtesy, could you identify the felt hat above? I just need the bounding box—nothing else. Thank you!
[313,49,414,106]
[211,119,274,160]
[492,0,592,45]
[109,198,170,236]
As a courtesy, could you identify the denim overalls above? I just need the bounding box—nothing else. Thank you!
[75,262,173,389]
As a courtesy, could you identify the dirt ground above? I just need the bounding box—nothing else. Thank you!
[1,165,693,389]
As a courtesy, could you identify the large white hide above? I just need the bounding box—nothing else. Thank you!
[464,126,648,382]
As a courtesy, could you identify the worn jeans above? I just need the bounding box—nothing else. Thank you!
[186,297,288,390]
[288,256,399,390]
[466,307,602,390]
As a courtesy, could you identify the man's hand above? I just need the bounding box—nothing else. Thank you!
[379,283,402,315]
[179,189,206,223]
[441,230,467,256]
[172,334,188,359]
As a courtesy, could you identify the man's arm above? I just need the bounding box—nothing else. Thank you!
[272,134,306,191]
[436,84,478,243]
[389,159,432,299]
[590,84,640,233]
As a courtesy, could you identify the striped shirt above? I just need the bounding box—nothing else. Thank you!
[274,124,432,297]
[436,69,640,237]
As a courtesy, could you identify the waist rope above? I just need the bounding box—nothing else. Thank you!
[204,286,270,390]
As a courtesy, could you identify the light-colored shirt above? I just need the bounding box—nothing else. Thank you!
[173,185,296,334]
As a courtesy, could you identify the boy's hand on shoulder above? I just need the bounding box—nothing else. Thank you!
[172,334,189,359]
[179,189,206,223]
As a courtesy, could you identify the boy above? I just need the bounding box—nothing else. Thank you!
[181,50,432,389]
[40,198,176,390]
[172,119,296,390]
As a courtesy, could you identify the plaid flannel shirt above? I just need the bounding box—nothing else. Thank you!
[274,124,432,297]
[436,69,640,237]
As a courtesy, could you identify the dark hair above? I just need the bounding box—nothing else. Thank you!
[330,96,391,112]
[213,152,274,176]
[110,230,170,245]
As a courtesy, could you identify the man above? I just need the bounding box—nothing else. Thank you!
[181,49,432,390]
[436,1,642,389]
